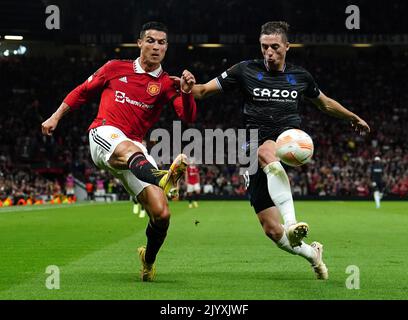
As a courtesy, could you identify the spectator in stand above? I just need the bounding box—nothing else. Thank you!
[94,175,106,200]
[65,173,75,199]
[203,179,214,194]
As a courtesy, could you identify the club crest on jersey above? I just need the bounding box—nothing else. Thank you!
[147,82,161,96]
[286,74,297,85]
[111,133,119,139]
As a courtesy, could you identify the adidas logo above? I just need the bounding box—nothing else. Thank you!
[119,76,128,83]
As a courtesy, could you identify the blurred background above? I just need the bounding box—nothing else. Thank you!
[0,0,407,205]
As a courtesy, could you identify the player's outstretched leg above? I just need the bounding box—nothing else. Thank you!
[277,231,328,280]
[110,141,188,197]
[258,207,328,280]
[127,151,166,184]
[130,153,188,196]
[108,140,163,186]
[157,154,188,196]
[286,222,309,247]
[258,140,308,246]
[136,185,170,282]
[310,242,329,280]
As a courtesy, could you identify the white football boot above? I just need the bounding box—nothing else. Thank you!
[311,241,329,280]
[287,222,309,247]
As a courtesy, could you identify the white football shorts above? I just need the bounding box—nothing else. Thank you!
[187,183,201,193]
[88,125,157,198]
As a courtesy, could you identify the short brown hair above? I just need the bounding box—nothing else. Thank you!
[260,21,290,42]
[139,21,168,39]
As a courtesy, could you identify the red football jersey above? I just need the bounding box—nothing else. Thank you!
[64,58,196,142]
[186,165,200,184]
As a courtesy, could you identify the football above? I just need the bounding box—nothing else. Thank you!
[275,129,314,167]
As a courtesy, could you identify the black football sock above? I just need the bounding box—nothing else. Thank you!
[128,152,162,186]
[145,221,168,264]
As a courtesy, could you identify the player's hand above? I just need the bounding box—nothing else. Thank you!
[180,70,196,94]
[41,116,59,136]
[351,117,370,135]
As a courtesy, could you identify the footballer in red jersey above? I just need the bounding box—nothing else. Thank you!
[41,22,196,282]
[185,158,201,208]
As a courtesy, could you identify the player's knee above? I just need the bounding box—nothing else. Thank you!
[263,223,284,242]
[150,201,171,223]
[114,141,139,156]
[109,141,143,169]
[258,141,279,165]
[158,205,171,222]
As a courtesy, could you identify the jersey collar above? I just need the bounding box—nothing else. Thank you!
[134,57,163,78]
[264,60,286,72]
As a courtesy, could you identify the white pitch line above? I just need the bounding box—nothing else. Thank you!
[0,202,111,214]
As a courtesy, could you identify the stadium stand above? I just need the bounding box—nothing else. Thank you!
[0,44,407,204]
[0,0,407,204]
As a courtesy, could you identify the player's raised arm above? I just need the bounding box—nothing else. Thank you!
[193,62,243,100]
[308,91,370,135]
[192,79,222,100]
[41,63,108,136]
[41,102,71,136]
[170,70,198,123]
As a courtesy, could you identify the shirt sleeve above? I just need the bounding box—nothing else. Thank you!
[163,77,179,102]
[163,76,197,123]
[216,62,243,93]
[172,92,197,123]
[303,71,320,99]
[63,62,109,110]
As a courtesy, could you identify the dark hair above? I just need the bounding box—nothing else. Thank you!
[139,21,168,39]
[260,21,290,41]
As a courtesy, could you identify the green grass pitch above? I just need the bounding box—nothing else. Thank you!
[0,200,407,300]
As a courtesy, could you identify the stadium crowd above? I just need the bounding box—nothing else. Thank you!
[0,45,407,205]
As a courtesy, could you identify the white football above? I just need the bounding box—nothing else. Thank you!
[275,129,314,167]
